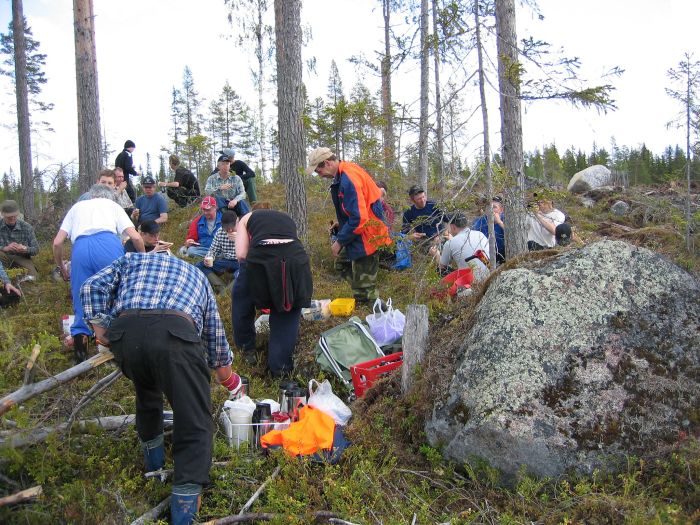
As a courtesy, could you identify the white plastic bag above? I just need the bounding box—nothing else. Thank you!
[307,379,352,426]
[365,298,405,346]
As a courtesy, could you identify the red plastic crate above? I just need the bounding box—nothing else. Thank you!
[350,352,403,398]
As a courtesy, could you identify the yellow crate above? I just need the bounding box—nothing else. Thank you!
[329,298,355,316]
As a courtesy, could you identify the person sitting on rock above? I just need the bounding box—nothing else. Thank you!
[527,194,565,251]
[180,196,221,259]
[196,211,239,294]
[433,213,490,282]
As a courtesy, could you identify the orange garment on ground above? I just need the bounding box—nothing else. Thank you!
[260,405,335,456]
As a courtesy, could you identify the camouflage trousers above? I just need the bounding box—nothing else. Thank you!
[334,249,379,303]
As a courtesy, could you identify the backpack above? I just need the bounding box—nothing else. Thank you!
[315,317,384,389]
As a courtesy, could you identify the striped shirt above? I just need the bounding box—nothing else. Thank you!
[80,252,232,368]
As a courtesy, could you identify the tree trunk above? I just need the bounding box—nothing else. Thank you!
[475,0,496,268]
[73,0,102,193]
[256,2,268,180]
[274,0,308,241]
[495,0,527,257]
[12,0,34,221]
[418,0,430,189]
[685,65,693,253]
[431,0,445,197]
[380,0,395,179]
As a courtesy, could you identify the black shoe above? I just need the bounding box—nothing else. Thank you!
[242,349,257,366]
[73,335,88,364]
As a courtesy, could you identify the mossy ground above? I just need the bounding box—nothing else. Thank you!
[0,181,698,523]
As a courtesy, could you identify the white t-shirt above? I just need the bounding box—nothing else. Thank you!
[60,198,134,243]
[440,228,490,281]
[527,209,565,248]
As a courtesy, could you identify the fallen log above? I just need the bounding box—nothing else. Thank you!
[129,495,170,525]
[0,485,42,507]
[202,510,342,524]
[22,344,42,385]
[0,350,114,417]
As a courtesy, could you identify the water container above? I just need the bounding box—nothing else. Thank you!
[224,396,256,448]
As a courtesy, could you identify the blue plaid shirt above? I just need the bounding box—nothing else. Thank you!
[80,252,232,369]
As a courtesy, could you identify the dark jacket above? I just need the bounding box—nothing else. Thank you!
[115,150,138,181]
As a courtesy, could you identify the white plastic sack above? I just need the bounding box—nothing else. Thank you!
[307,379,352,426]
[365,298,405,346]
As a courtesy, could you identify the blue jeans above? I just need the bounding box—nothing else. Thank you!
[71,231,124,336]
[214,197,251,217]
[186,245,209,258]
[195,258,239,277]
[231,261,301,376]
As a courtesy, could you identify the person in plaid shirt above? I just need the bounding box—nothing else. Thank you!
[80,251,242,524]
[196,211,239,293]
[0,200,39,278]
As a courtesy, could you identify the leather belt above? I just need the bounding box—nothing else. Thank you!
[119,309,195,327]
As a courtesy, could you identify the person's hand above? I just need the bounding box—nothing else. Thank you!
[328,221,339,234]
[410,232,426,241]
[226,231,236,242]
[158,181,167,187]
[203,256,214,268]
[227,199,238,209]
[220,183,232,191]
[5,282,21,296]
[59,263,70,282]
[331,240,342,257]
[428,245,439,257]
[4,242,20,252]
[131,208,140,220]
[92,324,109,347]
[185,238,196,247]
[16,243,28,253]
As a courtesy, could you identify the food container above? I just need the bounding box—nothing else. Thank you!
[302,299,332,321]
[329,298,355,316]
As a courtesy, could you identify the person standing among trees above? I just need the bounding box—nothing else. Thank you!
[0,200,39,280]
[220,148,257,203]
[159,154,200,207]
[307,147,391,304]
[115,140,139,202]
[80,251,242,525]
[52,184,144,363]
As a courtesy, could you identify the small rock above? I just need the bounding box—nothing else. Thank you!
[610,200,630,216]
[579,197,595,208]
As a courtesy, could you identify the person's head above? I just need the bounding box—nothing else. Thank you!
[124,139,136,152]
[0,200,20,226]
[221,148,235,160]
[217,154,231,175]
[97,169,116,189]
[142,176,157,196]
[114,167,125,184]
[408,185,427,209]
[169,154,180,170]
[306,147,338,178]
[221,211,237,233]
[491,196,504,215]
[201,196,218,220]
[139,220,160,248]
[89,183,116,201]
[448,213,468,236]
[533,193,554,213]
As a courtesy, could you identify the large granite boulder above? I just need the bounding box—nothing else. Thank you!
[567,165,612,193]
[427,240,700,480]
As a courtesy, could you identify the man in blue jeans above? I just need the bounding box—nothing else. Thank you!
[204,154,250,216]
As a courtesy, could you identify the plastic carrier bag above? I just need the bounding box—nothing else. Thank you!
[392,233,412,270]
[365,298,405,346]
[307,379,352,426]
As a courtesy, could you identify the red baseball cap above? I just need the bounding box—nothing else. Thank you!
[201,196,217,209]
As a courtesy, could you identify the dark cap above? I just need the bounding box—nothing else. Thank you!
[218,154,231,163]
[408,185,425,197]
[139,220,160,235]
[449,213,468,228]
[555,223,572,246]
[492,196,503,203]
[221,211,237,227]
[142,176,156,186]
[124,140,135,149]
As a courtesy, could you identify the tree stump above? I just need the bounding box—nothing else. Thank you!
[401,304,428,394]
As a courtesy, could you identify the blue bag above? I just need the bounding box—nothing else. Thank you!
[392,233,412,270]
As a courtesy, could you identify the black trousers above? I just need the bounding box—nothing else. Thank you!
[107,314,213,487]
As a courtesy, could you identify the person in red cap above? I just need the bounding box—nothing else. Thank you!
[180,196,222,258]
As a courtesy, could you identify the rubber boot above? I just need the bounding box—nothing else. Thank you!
[171,485,201,525]
[142,434,165,473]
[73,334,88,364]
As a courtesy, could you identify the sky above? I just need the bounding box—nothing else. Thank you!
[0,0,697,183]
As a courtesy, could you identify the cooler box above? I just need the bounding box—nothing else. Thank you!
[329,298,355,316]
[350,352,403,397]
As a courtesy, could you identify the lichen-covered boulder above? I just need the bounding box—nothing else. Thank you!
[567,165,612,193]
[610,200,630,216]
[426,240,700,480]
